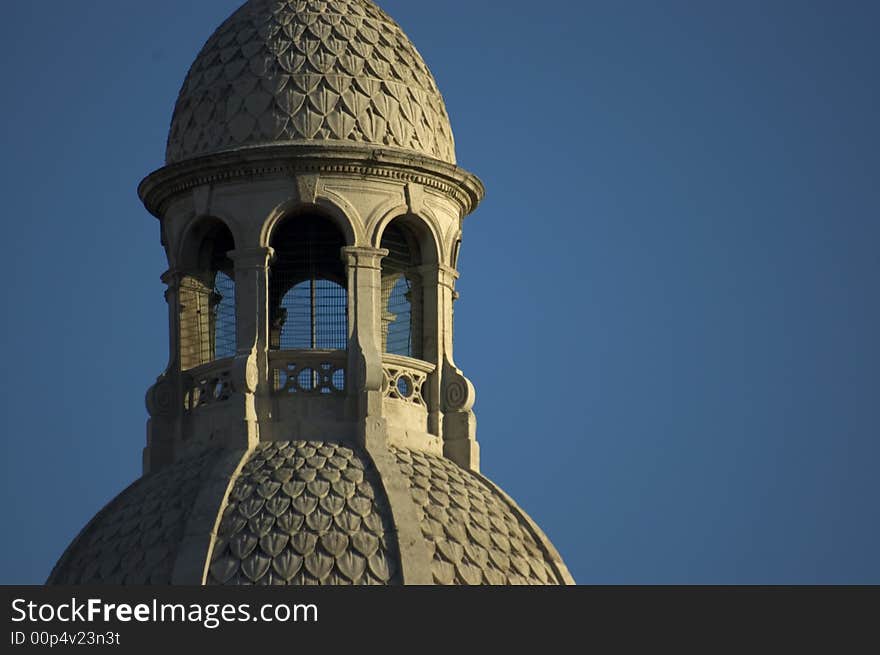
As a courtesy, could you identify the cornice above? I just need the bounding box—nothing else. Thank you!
[138,144,485,220]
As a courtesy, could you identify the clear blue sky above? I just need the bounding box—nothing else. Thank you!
[1,0,878,585]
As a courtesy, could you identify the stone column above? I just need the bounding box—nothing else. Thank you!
[416,263,445,436]
[161,268,185,374]
[177,275,214,370]
[342,246,388,448]
[143,269,185,474]
[436,264,479,471]
[346,246,435,584]
[227,247,274,445]
[228,247,273,358]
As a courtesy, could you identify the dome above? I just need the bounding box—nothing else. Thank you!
[166,0,457,165]
[55,0,571,589]
[49,442,572,585]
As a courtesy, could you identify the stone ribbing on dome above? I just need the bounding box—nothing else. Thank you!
[48,443,573,586]
[207,441,400,585]
[390,447,567,585]
[167,0,456,165]
[48,450,221,585]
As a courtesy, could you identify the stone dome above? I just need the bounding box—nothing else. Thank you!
[166,0,457,165]
[49,442,573,585]
[53,0,572,588]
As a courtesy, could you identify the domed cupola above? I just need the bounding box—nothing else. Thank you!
[166,0,456,164]
[49,0,574,586]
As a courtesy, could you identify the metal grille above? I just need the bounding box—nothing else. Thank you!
[178,220,236,370]
[381,224,422,358]
[276,278,347,349]
[270,214,348,351]
[179,271,237,369]
[384,275,415,356]
[213,272,236,359]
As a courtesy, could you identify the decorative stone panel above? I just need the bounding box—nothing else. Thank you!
[207,440,400,585]
[381,355,433,407]
[269,350,346,395]
[184,360,234,410]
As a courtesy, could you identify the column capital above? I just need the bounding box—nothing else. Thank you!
[416,263,459,290]
[229,247,275,269]
[342,246,389,270]
[160,268,186,288]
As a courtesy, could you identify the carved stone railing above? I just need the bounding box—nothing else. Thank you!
[269,350,346,395]
[183,358,233,411]
[382,354,436,407]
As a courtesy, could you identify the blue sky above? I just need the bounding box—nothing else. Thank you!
[1,0,878,584]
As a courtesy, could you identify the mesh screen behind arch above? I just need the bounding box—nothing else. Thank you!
[269,214,348,351]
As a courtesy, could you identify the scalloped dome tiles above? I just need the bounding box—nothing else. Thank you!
[50,443,570,585]
[166,0,457,164]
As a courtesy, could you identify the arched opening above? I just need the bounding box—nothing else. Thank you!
[381,220,423,359]
[178,219,236,370]
[269,213,348,351]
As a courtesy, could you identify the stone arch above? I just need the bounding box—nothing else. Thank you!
[176,213,240,271]
[450,230,463,270]
[372,209,442,266]
[267,211,349,351]
[176,216,237,370]
[261,196,361,250]
[376,214,443,361]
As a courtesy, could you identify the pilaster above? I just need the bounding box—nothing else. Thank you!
[228,246,274,443]
[143,269,186,474]
[228,247,274,359]
[435,264,480,471]
[417,263,447,436]
[342,246,388,449]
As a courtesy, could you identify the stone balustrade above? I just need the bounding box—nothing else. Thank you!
[381,354,435,408]
[183,359,234,411]
[269,349,347,396]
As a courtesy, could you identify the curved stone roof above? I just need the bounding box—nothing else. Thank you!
[391,447,566,585]
[208,440,400,585]
[50,442,571,586]
[48,450,220,585]
[166,0,456,165]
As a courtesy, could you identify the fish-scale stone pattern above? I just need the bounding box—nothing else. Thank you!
[208,440,400,585]
[167,0,456,164]
[392,447,564,585]
[49,451,219,585]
